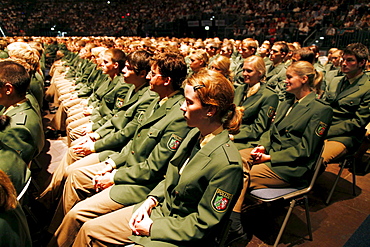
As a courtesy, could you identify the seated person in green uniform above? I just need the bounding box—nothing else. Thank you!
[231,55,278,150]
[188,49,208,75]
[322,43,370,165]
[228,61,333,245]
[0,170,31,247]
[209,55,232,81]
[46,52,192,245]
[69,69,244,247]
[0,60,44,164]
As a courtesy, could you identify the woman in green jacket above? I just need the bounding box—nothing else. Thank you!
[232,55,279,150]
[73,69,244,246]
[228,61,333,245]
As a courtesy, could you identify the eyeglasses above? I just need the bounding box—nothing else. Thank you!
[147,70,163,78]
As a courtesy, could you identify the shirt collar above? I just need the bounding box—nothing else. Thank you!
[158,90,180,107]
[199,125,224,148]
[4,98,28,115]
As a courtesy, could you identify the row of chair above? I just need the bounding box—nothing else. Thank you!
[239,138,369,247]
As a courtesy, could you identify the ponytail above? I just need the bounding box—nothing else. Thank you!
[223,105,243,135]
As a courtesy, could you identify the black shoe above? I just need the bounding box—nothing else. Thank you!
[45,128,59,139]
[226,229,250,247]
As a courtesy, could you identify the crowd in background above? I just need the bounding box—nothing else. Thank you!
[0,0,370,38]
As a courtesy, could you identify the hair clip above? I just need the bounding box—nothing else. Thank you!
[193,84,205,91]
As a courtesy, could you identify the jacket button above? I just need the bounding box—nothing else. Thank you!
[138,134,141,137]
[131,151,135,154]
[225,144,230,147]
[149,132,153,135]
[174,191,179,195]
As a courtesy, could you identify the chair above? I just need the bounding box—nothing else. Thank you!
[246,148,324,247]
[17,168,39,225]
[325,135,370,205]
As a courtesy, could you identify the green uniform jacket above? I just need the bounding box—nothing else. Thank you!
[0,100,44,164]
[266,62,286,88]
[258,92,333,186]
[0,140,28,195]
[102,93,192,205]
[233,83,278,150]
[323,73,370,150]
[93,85,157,152]
[0,205,32,247]
[130,129,243,247]
[29,72,44,109]
[90,75,130,123]
[87,74,111,106]
[74,64,98,97]
[77,69,105,99]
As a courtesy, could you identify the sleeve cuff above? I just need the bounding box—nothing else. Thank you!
[105,158,116,169]
[110,169,117,183]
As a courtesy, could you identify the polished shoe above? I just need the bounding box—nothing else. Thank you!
[226,229,251,247]
[45,128,59,139]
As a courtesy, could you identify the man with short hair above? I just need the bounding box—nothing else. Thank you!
[47,52,192,246]
[0,61,44,164]
[266,41,288,88]
[238,39,258,59]
[322,43,370,164]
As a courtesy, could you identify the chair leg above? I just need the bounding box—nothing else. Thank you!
[303,196,313,241]
[352,158,356,196]
[326,159,347,205]
[274,199,296,247]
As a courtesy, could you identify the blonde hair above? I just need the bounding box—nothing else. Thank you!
[184,70,243,134]
[190,49,209,67]
[209,55,232,79]
[7,42,40,73]
[244,55,266,81]
[288,61,323,95]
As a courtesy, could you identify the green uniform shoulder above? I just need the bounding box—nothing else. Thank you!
[221,140,242,164]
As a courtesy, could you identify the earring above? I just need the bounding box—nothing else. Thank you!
[207,113,212,117]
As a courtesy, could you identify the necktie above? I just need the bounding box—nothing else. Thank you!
[340,79,350,93]
[285,101,299,116]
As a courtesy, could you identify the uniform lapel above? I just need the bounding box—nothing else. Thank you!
[181,130,229,174]
[277,92,315,131]
[141,93,183,128]
[273,97,294,126]
[242,84,264,108]
[335,74,367,100]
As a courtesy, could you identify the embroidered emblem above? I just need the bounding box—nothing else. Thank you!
[116,98,125,108]
[212,188,233,212]
[267,106,275,118]
[167,134,182,151]
[137,111,145,122]
[316,121,328,137]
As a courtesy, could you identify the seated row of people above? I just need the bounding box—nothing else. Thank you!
[33,39,369,246]
[1,36,368,246]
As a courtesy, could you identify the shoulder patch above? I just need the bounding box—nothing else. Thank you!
[116,97,125,108]
[315,121,328,137]
[267,106,276,118]
[137,111,145,122]
[167,134,183,151]
[211,188,233,212]
[13,113,27,125]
